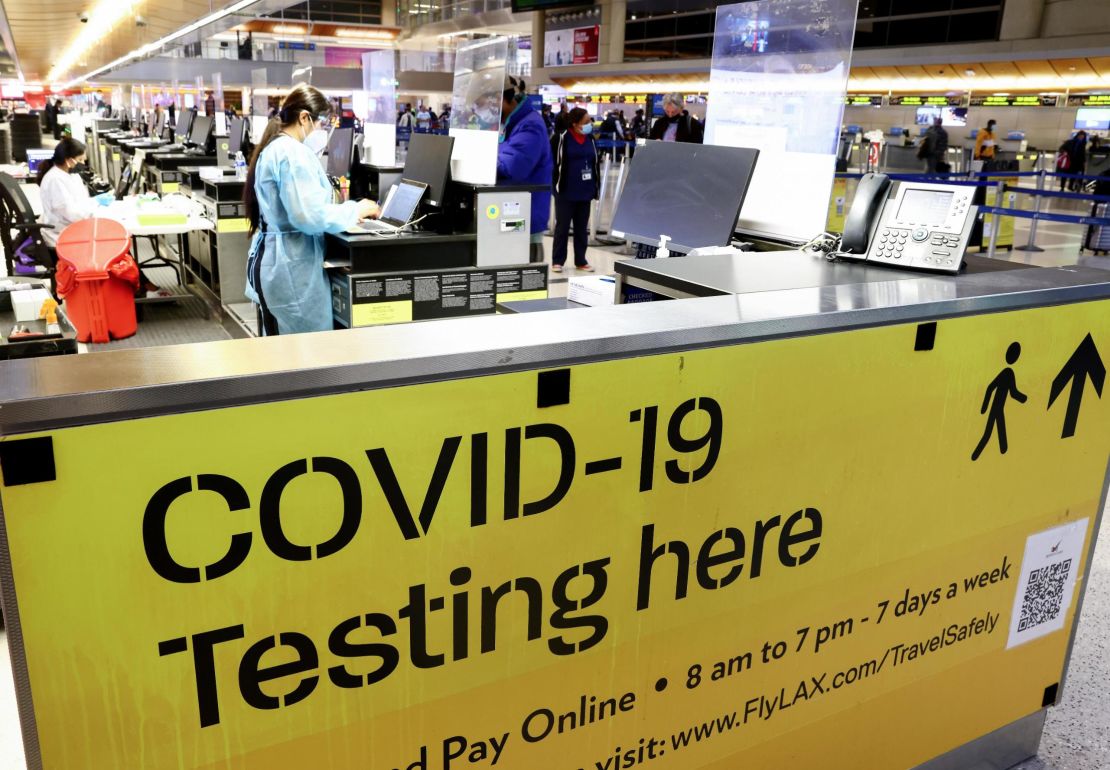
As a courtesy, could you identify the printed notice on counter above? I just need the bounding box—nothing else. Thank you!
[1,301,1108,769]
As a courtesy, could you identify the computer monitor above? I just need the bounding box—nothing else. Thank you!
[228,116,245,155]
[326,127,354,178]
[378,179,427,227]
[1075,107,1110,131]
[175,108,195,143]
[25,149,53,175]
[403,133,455,207]
[188,114,213,149]
[610,141,760,252]
[115,165,134,199]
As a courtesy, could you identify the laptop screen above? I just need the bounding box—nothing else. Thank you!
[380,180,427,226]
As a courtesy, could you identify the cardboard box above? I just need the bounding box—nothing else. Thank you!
[567,276,617,307]
[12,288,52,322]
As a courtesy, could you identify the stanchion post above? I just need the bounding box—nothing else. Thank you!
[986,180,1003,259]
[1016,169,1045,252]
[591,151,613,243]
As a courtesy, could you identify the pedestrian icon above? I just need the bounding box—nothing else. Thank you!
[972,341,1028,461]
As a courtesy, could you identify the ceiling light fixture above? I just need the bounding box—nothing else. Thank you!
[48,0,146,83]
[271,24,307,35]
[61,0,266,88]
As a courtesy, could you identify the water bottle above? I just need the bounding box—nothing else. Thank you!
[234,151,247,180]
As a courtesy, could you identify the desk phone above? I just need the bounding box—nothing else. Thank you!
[840,174,978,274]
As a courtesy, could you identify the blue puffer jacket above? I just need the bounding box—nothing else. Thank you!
[497,100,553,234]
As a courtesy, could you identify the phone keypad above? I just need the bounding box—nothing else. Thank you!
[877,228,909,259]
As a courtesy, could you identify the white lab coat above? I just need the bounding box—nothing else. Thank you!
[245,133,361,334]
[39,165,95,248]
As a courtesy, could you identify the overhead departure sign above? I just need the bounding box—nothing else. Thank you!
[1,301,1109,769]
[845,95,883,106]
[970,95,1058,107]
[889,95,962,107]
[1068,94,1110,107]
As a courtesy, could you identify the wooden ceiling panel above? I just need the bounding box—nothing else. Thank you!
[1089,57,1110,78]
[1014,59,1056,78]
[868,66,903,81]
[1050,58,1096,77]
[6,0,221,81]
[980,60,1021,78]
[894,64,929,79]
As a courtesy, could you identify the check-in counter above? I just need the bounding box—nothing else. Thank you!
[145,152,217,196]
[178,169,250,307]
[1,255,1109,770]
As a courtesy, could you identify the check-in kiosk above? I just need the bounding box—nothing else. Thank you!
[324,132,549,330]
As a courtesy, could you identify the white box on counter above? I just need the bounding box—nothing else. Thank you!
[567,275,617,307]
[12,288,52,322]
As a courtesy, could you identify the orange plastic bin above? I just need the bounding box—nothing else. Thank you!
[55,218,139,343]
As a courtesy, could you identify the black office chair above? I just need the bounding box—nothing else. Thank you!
[0,172,56,293]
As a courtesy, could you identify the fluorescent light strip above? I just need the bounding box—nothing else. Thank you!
[48,0,144,83]
[61,0,264,88]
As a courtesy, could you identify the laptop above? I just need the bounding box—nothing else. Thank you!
[359,179,428,233]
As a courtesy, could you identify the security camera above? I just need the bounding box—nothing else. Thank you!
[135,15,147,26]
[78,11,89,22]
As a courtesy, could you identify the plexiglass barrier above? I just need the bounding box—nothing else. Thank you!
[705,0,858,242]
[449,37,506,185]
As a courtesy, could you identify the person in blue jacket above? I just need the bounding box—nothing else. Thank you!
[497,76,552,262]
[244,84,380,335]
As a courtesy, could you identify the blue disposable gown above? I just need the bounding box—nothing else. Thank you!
[246,134,361,334]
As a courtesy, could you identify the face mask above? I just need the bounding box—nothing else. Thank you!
[580,123,593,135]
[68,162,88,174]
[303,128,329,155]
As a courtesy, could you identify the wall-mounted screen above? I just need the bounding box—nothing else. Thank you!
[1075,107,1110,131]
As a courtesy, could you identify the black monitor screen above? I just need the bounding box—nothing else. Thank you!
[228,117,245,155]
[189,114,213,147]
[175,108,194,141]
[326,128,354,178]
[403,133,455,207]
[610,142,760,251]
[115,165,133,199]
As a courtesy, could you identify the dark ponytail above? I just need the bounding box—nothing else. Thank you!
[244,83,332,234]
[37,137,85,185]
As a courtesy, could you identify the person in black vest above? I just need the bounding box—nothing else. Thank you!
[550,108,600,273]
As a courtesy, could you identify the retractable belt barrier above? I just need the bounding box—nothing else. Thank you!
[978,205,1110,228]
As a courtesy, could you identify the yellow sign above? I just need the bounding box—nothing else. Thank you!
[2,301,1109,769]
[217,217,251,234]
[353,300,413,326]
[162,182,181,194]
[826,177,849,233]
[982,184,1017,248]
[486,204,500,220]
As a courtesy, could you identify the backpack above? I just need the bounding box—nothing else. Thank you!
[1056,150,1071,171]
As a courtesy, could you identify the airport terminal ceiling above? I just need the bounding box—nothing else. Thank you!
[0,0,304,83]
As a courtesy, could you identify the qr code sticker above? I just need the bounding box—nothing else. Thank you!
[1017,559,1073,633]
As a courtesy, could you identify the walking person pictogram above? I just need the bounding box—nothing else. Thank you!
[972,342,1028,461]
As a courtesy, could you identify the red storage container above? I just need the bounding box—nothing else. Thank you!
[55,218,139,343]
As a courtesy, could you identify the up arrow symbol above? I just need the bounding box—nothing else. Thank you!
[1048,333,1106,439]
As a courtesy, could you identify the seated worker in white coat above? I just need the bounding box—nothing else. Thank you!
[39,137,168,297]
[244,84,380,335]
[37,137,97,250]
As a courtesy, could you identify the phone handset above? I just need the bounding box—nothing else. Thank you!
[840,173,892,255]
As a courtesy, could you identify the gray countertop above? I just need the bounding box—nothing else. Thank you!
[1,251,1109,434]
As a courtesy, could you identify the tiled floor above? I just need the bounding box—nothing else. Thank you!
[2,207,1109,770]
